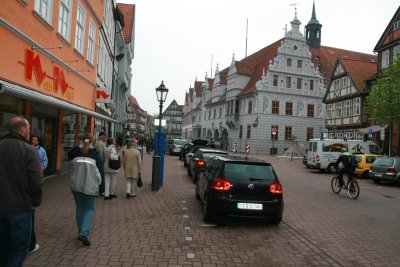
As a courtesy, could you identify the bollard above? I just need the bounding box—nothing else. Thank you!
[152,155,160,191]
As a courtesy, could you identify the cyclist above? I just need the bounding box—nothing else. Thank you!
[335,147,356,187]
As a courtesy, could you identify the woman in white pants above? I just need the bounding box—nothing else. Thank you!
[103,138,120,200]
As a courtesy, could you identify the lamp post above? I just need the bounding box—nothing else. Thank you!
[152,81,169,191]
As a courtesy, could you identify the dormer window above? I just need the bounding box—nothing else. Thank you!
[293,45,298,51]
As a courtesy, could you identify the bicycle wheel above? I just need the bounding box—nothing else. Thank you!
[347,181,360,200]
[331,176,342,194]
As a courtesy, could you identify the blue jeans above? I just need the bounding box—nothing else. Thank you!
[72,192,96,237]
[0,210,33,267]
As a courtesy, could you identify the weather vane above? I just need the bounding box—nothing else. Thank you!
[290,0,299,18]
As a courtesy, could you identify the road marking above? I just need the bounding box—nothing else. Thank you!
[185,236,193,241]
[184,226,190,230]
[183,215,189,218]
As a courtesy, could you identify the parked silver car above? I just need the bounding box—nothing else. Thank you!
[369,157,400,185]
[165,138,187,155]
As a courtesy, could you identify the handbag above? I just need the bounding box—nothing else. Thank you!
[137,174,143,187]
[108,156,121,170]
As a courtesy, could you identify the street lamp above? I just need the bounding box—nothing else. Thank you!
[152,81,168,191]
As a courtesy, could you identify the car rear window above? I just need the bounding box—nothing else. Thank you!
[175,140,187,145]
[374,158,394,166]
[203,152,227,161]
[224,162,276,181]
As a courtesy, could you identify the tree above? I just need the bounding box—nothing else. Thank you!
[367,55,400,155]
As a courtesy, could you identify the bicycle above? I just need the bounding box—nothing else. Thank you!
[331,174,360,200]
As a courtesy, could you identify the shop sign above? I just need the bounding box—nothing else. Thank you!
[95,87,111,103]
[22,48,73,100]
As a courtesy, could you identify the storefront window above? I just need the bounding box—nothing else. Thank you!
[0,94,24,137]
[61,113,76,163]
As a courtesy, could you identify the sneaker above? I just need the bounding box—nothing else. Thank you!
[29,243,40,254]
[78,235,91,246]
[126,193,131,198]
[104,196,112,200]
[110,194,117,198]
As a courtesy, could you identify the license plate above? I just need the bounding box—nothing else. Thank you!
[374,174,382,177]
[237,203,263,210]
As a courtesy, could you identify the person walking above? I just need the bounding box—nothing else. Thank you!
[29,135,48,254]
[0,116,43,267]
[123,139,142,198]
[103,137,120,200]
[67,133,102,246]
[94,131,107,196]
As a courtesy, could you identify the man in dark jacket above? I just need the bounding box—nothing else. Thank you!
[0,116,43,267]
[335,147,357,187]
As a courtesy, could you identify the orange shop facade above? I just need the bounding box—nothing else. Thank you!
[0,19,115,175]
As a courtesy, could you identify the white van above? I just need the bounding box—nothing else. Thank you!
[306,139,383,173]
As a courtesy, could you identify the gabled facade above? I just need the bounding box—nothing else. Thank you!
[324,58,377,140]
[182,80,204,141]
[163,99,184,140]
[373,6,400,155]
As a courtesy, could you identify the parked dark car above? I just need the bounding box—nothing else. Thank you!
[188,148,228,183]
[183,139,209,167]
[196,155,284,224]
[179,143,193,161]
[369,156,400,185]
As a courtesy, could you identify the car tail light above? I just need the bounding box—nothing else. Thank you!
[211,178,232,191]
[316,154,320,162]
[196,160,205,167]
[387,167,397,173]
[173,145,176,151]
[270,181,283,194]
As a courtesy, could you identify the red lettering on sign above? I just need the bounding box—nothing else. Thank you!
[53,66,69,95]
[97,90,110,100]
[25,48,46,86]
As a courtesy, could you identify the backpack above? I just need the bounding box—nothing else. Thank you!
[348,155,359,169]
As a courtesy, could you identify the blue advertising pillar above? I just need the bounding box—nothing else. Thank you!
[154,131,166,186]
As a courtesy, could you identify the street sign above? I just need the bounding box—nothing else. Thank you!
[272,127,278,133]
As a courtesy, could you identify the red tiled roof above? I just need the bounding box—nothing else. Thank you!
[194,81,202,96]
[339,58,377,92]
[231,39,376,97]
[117,3,135,44]
[129,95,139,106]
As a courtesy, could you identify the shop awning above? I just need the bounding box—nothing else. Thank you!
[358,125,387,134]
[0,80,118,123]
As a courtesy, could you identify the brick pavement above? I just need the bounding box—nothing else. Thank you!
[24,151,400,266]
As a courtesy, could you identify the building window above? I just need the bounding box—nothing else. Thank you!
[273,75,278,86]
[381,50,389,69]
[353,98,360,115]
[248,101,252,114]
[204,111,206,120]
[271,125,278,140]
[219,107,222,118]
[226,102,230,115]
[285,126,292,140]
[239,125,243,139]
[235,100,239,114]
[394,20,400,30]
[297,60,302,68]
[310,80,314,90]
[285,102,293,115]
[307,104,314,117]
[286,77,291,88]
[272,100,279,114]
[327,104,332,119]
[297,78,302,89]
[58,0,71,41]
[336,102,342,118]
[287,58,292,67]
[87,19,96,64]
[34,0,53,24]
[208,110,211,119]
[213,109,216,119]
[75,2,86,54]
[247,125,251,138]
[307,128,313,141]
[343,100,351,117]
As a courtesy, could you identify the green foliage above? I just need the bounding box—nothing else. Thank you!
[366,56,400,126]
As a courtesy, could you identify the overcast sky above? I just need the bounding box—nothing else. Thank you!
[117,0,399,115]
